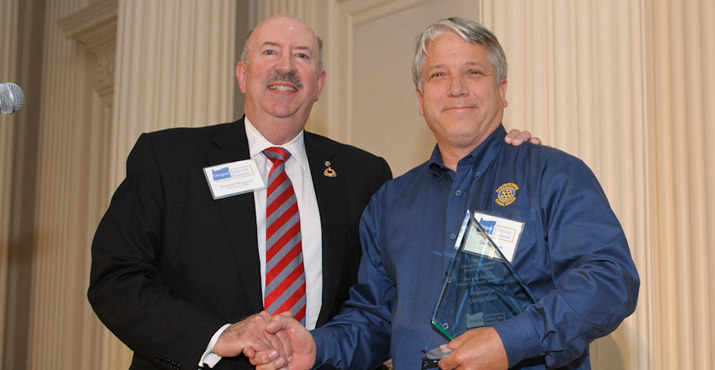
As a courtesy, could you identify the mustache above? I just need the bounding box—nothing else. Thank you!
[265,71,302,89]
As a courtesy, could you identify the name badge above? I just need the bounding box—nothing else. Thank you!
[203,159,265,199]
[472,212,524,262]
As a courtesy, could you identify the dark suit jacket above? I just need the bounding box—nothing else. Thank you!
[88,118,392,370]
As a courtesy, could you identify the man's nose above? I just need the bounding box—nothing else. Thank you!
[277,53,295,72]
[448,76,468,96]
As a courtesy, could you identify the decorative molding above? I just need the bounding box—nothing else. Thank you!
[58,0,117,93]
[58,0,117,51]
[343,0,432,26]
[95,51,115,96]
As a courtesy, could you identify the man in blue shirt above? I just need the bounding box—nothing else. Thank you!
[251,17,639,370]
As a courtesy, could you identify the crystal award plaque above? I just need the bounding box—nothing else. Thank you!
[431,211,537,340]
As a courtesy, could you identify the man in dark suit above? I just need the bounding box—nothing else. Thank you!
[88,14,391,369]
[88,14,535,370]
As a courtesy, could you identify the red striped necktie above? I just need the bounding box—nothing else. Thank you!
[263,147,306,324]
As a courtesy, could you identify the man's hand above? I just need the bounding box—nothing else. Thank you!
[504,129,541,146]
[212,311,290,362]
[248,312,316,370]
[438,327,508,370]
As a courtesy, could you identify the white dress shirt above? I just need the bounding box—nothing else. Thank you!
[201,119,323,367]
[244,118,323,329]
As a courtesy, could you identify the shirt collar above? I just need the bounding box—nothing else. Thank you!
[427,124,507,178]
[244,117,310,170]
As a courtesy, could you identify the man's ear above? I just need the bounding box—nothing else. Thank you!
[314,69,327,102]
[236,61,247,94]
[416,86,425,117]
[500,78,508,108]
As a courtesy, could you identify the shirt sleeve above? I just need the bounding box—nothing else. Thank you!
[493,156,640,368]
[311,195,393,370]
[199,323,231,368]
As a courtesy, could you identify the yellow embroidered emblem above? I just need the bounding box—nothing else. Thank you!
[495,183,519,206]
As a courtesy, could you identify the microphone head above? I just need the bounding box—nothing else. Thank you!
[0,82,25,114]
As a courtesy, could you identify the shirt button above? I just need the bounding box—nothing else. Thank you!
[474,172,481,178]
[450,234,457,240]
[455,190,462,196]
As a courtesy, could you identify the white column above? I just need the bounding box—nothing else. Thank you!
[101,1,239,368]
[110,0,239,188]
[25,0,239,369]
[31,0,102,368]
[58,3,121,368]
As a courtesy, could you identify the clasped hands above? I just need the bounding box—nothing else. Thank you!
[214,311,510,370]
[213,311,314,370]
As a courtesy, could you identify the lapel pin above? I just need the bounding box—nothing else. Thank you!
[323,161,337,177]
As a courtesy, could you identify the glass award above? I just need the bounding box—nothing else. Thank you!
[431,210,537,340]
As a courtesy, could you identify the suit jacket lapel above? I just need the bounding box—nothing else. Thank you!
[304,133,349,325]
[206,125,352,321]
[207,118,264,313]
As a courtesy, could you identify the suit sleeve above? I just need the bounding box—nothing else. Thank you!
[87,134,224,368]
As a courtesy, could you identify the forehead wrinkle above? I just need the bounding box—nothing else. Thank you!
[425,60,484,71]
[259,41,280,48]
[464,61,491,71]
[424,63,446,73]
[259,41,313,53]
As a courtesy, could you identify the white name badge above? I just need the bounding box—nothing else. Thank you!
[203,159,265,199]
[472,212,525,262]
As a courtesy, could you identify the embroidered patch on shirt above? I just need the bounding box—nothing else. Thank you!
[495,182,519,206]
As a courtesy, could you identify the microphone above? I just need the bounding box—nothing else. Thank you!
[0,82,25,114]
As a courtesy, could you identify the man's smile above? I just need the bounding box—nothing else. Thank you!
[268,83,298,92]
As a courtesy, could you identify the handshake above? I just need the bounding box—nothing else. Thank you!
[213,311,316,370]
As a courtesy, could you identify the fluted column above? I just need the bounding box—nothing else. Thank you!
[31,0,105,369]
[110,0,239,188]
[0,0,20,363]
[479,1,651,369]
[23,1,240,369]
[100,1,239,367]
[57,3,120,369]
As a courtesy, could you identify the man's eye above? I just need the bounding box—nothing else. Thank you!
[263,50,276,55]
[296,53,309,59]
[431,72,444,78]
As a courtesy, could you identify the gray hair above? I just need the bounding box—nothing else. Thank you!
[240,28,324,72]
[412,17,507,91]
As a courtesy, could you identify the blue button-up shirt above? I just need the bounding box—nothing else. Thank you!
[312,125,639,370]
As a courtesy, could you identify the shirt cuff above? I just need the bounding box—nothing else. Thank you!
[492,313,541,367]
[199,323,231,368]
[310,328,335,369]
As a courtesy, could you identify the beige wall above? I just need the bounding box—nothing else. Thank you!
[1,0,713,369]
